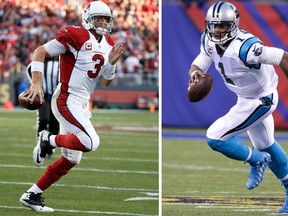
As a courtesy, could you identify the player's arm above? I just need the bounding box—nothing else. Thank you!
[26,46,49,104]
[189,32,212,85]
[189,51,212,85]
[248,43,288,78]
[99,44,124,87]
[27,40,66,103]
[189,64,205,85]
[279,52,288,78]
[257,46,288,78]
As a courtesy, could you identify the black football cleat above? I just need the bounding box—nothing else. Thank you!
[20,192,54,212]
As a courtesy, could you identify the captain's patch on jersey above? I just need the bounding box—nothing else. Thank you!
[85,43,92,50]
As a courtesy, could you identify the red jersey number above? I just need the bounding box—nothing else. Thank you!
[88,54,104,78]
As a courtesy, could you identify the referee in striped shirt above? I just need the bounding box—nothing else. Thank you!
[26,57,60,157]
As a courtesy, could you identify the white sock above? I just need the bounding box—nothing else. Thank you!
[244,147,252,162]
[49,135,57,147]
[27,184,43,194]
[280,175,288,181]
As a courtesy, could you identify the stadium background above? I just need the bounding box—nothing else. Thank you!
[0,0,159,110]
[162,0,288,129]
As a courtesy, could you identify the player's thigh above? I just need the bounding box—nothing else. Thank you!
[52,94,99,150]
[52,95,89,134]
[207,95,277,140]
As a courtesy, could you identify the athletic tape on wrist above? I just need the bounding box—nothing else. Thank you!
[31,61,44,73]
[190,70,201,78]
[102,62,116,80]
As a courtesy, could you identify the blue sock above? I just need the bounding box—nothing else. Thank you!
[261,140,288,180]
[282,178,288,187]
[246,148,266,165]
[206,136,250,161]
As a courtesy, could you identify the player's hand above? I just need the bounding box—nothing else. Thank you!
[26,83,44,104]
[189,70,205,86]
[108,44,124,65]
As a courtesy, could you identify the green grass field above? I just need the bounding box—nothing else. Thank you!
[162,129,288,216]
[0,109,159,216]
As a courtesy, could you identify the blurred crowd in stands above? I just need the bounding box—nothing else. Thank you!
[0,0,159,94]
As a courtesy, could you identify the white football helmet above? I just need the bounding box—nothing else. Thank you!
[205,1,240,45]
[82,1,113,35]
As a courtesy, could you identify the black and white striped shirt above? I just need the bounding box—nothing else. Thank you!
[26,57,59,101]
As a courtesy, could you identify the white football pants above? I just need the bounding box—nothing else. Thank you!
[51,85,100,164]
[207,89,278,150]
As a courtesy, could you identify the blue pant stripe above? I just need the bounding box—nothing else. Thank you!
[221,95,272,138]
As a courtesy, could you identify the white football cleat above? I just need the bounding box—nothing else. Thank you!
[33,130,54,166]
[20,192,54,212]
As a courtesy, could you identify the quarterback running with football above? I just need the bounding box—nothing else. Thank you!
[20,1,123,212]
[189,1,288,213]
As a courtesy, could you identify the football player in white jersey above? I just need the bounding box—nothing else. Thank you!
[189,1,288,213]
[20,1,124,212]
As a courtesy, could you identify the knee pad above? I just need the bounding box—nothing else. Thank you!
[91,134,100,151]
[61,148,83,165]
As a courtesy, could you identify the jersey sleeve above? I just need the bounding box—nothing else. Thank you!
[55,26,89,52]
[241,37,284,67]
[55,27,76,51]
[239,37,263,69]
[191,32,212,73]
[43,39,66,56]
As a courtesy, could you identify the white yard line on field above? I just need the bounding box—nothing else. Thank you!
[124,192,159,202]
[0,205,158,216]
[0,153,158,163]
[0,181,158,192]
[8,144,158,154]
[103,149,158,154]
[0,164,158,174]
[125,197,158,201]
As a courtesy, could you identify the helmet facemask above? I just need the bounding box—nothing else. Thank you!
[205,21,237,46]
[205,2,240,46]
[87,15,113,35]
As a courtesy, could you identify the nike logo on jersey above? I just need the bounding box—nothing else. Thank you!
[64,28,68,32]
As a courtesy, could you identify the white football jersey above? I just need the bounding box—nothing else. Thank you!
[55,25,114,99]
[193,29,278,98]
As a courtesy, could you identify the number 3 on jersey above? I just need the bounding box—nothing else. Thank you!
[88,54,104,78]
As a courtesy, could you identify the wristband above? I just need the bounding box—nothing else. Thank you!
[31,61,44,73]
[190,70,201,78]
[102,62,116,80]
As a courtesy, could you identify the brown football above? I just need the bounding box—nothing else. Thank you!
[188,74,213,102]
[18,90,45,110]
